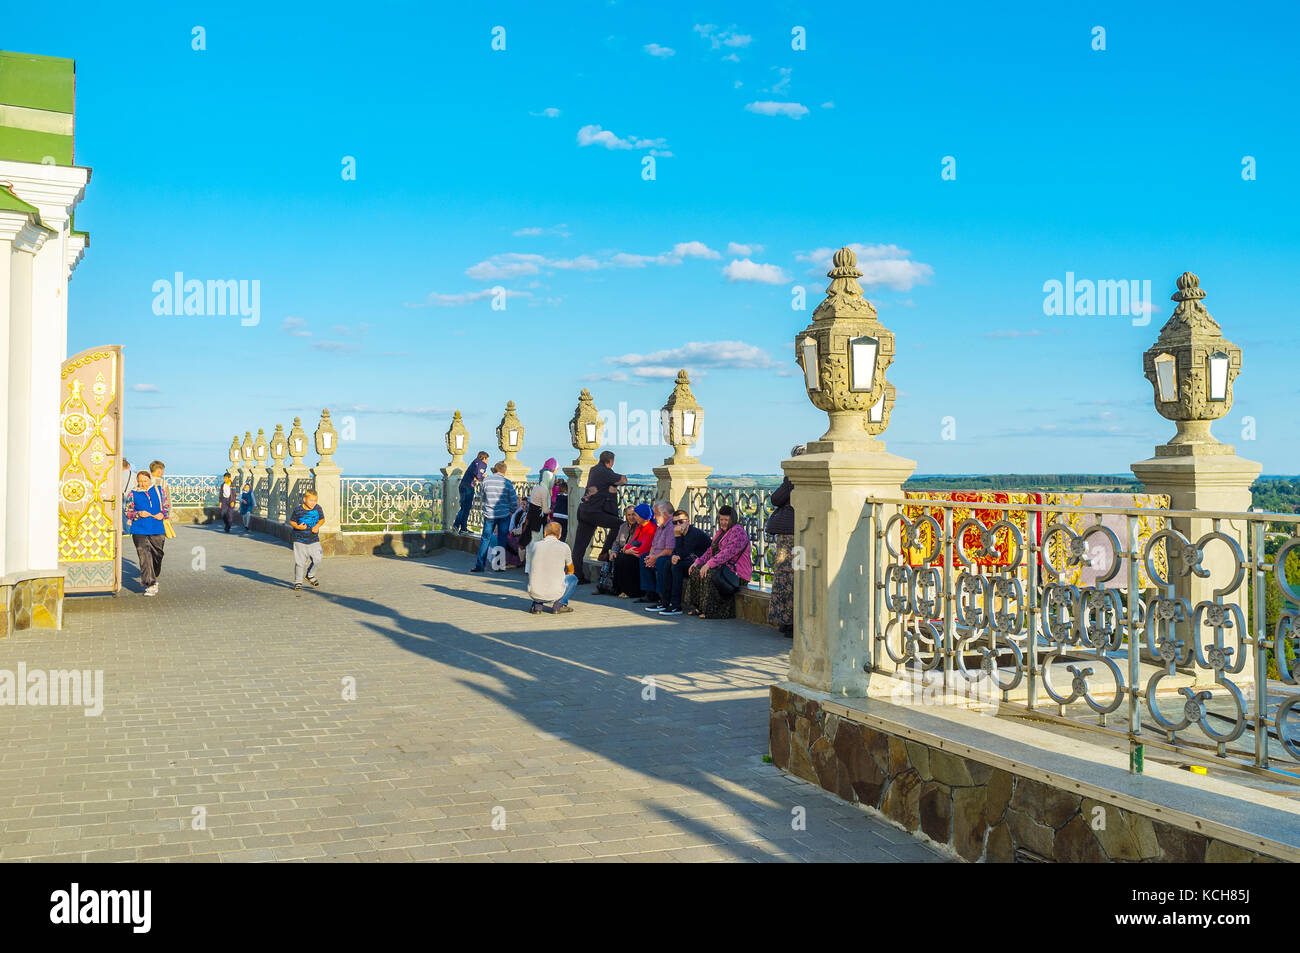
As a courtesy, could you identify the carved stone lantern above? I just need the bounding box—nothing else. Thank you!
[794,246,896,452]
[227,436,240,475]
[660,370,704,465]
[269,424,287,465]
[1142,272,1243,456]
[288,417,308,466]
[254,428,269,463]
[496,401,525,476]
[314,409,339,466]
[445,410,470,469]
[569,388,604,468]
[240,431,254,464]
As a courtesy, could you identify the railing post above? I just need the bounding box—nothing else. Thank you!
[496,401,529,484]
[284,416,312,522]
[309,410,342,538]
[441,411,470,533]
[267,424,288,522]
[652,370,712,512]
[251,428,270,518]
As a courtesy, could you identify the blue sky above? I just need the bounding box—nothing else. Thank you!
[11,0,1299,475]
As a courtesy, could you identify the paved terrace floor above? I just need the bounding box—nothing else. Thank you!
[0,523,947,863]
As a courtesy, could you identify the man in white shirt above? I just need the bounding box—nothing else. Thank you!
[526,521,577,614]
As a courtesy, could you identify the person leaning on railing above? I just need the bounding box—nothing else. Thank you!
[572,449,627,584]
[683,505,753,620]
[764,444,805,637]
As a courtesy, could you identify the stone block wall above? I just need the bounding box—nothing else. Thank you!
[1,575,64,638]
[769,685,1281,863]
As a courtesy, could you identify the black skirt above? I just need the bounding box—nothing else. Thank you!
[611,553,643,597]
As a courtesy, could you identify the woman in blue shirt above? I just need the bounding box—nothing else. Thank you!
[124,470,166,596]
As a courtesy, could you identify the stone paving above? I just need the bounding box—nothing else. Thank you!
[0,523,948,863]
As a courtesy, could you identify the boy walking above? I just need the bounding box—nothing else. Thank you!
[288,489,325,591]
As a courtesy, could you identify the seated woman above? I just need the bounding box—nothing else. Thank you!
[597,505,639,593]
[610,503,656,598]
[504,498,529,568]
[682,505,753,619]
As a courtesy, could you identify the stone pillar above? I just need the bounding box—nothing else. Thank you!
[1130,273,1261,676]
[567,388,605,563]
[311,409,342,534]
[441,411,470,531]
[284,417,312,515]
[267,424,288,522]
[251,428,270,517]
[239,431,254,496]
[226,436,241,482]
[652,371,712,513]
[787,247,916,697]
[496,401,529,483]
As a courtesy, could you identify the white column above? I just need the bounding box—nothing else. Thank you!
[5,227,46,577]
[0,238,11,579]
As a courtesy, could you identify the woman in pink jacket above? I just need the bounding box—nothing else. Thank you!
[683,505,753,619]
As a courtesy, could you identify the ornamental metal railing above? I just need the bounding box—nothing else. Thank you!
[688,485,777,591]
[865,495,1300,779]
[462,479,535,536]
[340,477,442,533]
[164,475,223,508]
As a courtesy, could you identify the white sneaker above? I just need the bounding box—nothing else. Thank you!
[143,586,157,597]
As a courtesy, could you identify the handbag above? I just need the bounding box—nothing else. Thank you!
[713,565,742,598]
[155,486,177,539]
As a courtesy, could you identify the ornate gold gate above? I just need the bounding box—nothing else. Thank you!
[58,346,124,593]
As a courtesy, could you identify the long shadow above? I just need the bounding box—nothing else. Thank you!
[285,556,827,859]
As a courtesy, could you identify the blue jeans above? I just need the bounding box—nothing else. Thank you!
[552,573,579,607]
[474,516,509,569]
[640,554,670,601]
[453,483,475,531]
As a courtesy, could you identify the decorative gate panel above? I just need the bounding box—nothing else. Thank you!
[58,346,124,593]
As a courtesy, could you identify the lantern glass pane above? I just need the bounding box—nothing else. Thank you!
[683,410,697,439]
[801,337,820,392]
[585,422,597,443]
[1208,352,1229,401]
[870,393,885,422]
[1154,353,1177,402]
[294,439,303,453]
[849,336,879,393]
[323,433,332,449]
[508,429,519,448]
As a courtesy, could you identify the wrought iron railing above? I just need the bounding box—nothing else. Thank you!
[340,477,442,533]
[461,479,534,535]
[865,495,1300,779]
[165,475,223,507]
[688,485,777,591]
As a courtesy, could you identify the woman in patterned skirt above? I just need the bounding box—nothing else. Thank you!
[683,505,753,620]
[765,444,805,637]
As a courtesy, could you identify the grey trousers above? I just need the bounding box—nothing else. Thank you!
[293,541,322,584]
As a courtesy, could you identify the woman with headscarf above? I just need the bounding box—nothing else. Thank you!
[597,505,638,594]
[610,502,656,598]
[683,505,753,620]
[520,457,558,554]
[765,444,806,637]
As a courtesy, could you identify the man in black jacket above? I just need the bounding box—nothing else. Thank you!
[657,509,710,615]
[571,450,626,583]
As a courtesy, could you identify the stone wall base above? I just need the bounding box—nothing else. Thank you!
[770,682,1296,863]
[1,572,65,638]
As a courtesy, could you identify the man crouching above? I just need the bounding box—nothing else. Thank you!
[527,521,577,615]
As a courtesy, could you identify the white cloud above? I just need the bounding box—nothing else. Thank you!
[723,258,790,284]
[465,253,547,280]
[797,243,935,291]
[131,383,159,393]
[766,67,792,96]
[726,242,763,257]
[644,43,675,57]
[550,255,602,271]
[577,124,667,151]
[609,340,779,370]
[406,288,532,307]
[309,340,361,353]
[281,316,312,337]
[582,370,631,383]
[529,107,561,118]
[722,33,752,47]
[333,404,457,417]
[671,241,720,260]
[821,101,835,109]
[744,101,808,119]
[695,24,750,52]
[513,223,571,238]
